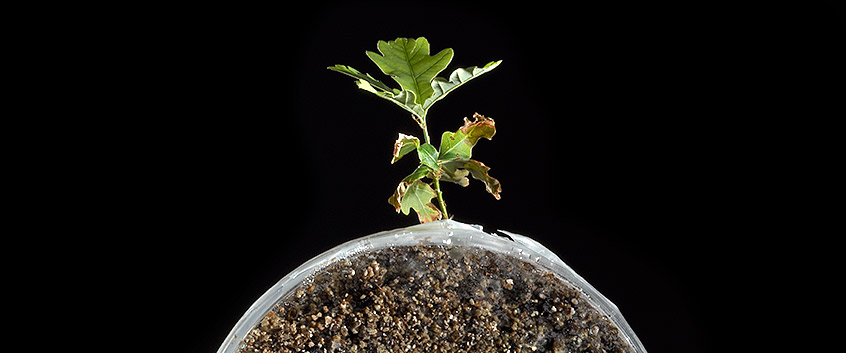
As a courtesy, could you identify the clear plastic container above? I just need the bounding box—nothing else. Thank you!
[217,220,646,353]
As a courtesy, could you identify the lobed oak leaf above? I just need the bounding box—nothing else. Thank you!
[365,37,453,106]
[388,179,442,223]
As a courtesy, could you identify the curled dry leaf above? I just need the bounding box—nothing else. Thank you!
[439,113,495,161]
[391,133,420,164]
[439,159,502,200]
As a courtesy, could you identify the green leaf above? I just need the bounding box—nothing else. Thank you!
[391,133,420,164]
[366,37,454,106]
[388,179,442,223]
[439,159,502,200]
[388,164,431,212]
[327,64,397,94]
[328,64,425,117]
[417,143,440,170]
[438,113,496,161]
[388,164,440,223]
[330,39,501,123]
[401,164,433,184]
[424,60,502,111]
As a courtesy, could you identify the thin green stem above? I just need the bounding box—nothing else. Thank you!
[433,177,448,219]
[417,113,449,219]
[420,119,431,145]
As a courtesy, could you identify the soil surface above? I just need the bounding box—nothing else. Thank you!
[239,245,635,353]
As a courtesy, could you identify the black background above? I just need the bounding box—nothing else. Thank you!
[100,1,843,353]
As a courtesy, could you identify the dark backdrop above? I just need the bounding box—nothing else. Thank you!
[118,2,843,353]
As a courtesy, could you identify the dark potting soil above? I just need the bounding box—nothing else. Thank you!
[239,245,635,353]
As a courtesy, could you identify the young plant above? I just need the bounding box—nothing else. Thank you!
[328,37,502,223]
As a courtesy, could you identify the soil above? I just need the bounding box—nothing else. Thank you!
[239,245,635,353]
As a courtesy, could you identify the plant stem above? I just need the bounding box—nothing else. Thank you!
[420,119,431,145]
[433,177,449,219]
[419,114,449,219]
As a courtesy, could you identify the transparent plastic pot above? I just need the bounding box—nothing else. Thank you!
[217,220,646,353]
